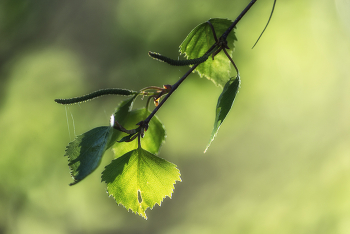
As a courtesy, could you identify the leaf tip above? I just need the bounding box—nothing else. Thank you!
[204,132,217,153]
[69,181,78,186]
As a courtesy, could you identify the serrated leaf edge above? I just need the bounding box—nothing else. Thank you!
[65,126,112,185]
[103,148,181,219]
[179,18,237,88]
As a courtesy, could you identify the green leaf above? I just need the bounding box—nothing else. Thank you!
[107,95,137,149]
[65,126,113,185]
[180,18,237,87]
[112,108,166,159]
[101,147,181,219]
[65,95,137,185]
[205,75,240,152]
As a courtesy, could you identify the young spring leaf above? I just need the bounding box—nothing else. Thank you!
[107,95,137,149]
[65,126,113,185]
[101,147,181,219]
[112,108,166,159]
[180,18,237,87]
[205,75,240,152]
[65,95,137,185]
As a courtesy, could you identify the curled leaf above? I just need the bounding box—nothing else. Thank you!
[205,75,240,152]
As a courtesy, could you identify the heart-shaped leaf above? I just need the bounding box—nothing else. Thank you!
[180,18,237,87]
[102,147,181,219]
[65,95,137,185]
[65,126,112,185]
[112,108,166,159]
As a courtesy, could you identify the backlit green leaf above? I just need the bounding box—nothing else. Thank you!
[180,18,237,87]
[65,95,137,185]
[65,126,112,185]
[101,147,181,219]
[107,95,137,149]
[112,108,166,159]
[205,75,240,152]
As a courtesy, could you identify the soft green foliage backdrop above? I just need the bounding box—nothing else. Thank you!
[1,0,350,233]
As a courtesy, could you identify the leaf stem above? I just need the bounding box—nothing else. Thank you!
[223,48,239,76]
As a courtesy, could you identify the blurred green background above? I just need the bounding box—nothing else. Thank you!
[1,0,350,233]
